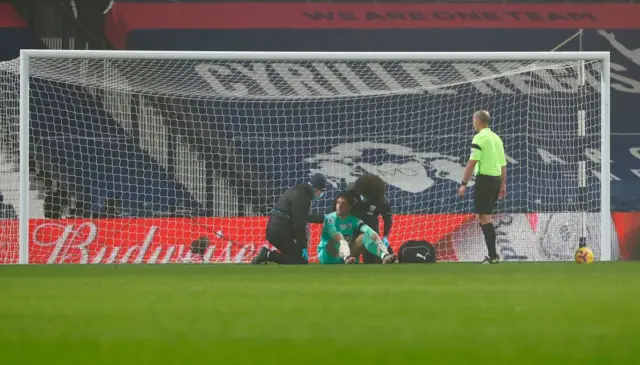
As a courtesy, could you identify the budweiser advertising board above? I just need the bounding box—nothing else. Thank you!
[0,213,620,264]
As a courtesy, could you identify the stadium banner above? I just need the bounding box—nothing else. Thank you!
[106,3,640,31]
[0,213,622,264]
[612,212,640,260]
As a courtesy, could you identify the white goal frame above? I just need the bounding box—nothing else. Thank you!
[17,50,611,264]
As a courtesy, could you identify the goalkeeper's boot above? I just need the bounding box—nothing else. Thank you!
[251,247,270,265]
[382,254,399,264]
[481,256,500,264]
[344,256,356,264]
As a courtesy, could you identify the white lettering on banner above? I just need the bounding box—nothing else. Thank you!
[492,63,553,94]
[494,215,530,261]
[631,169,640,179]
[129,226,158,264]
[203,245,217,263]
[599,30,640,68]
[401,63,455,95]
[598,30,640,93]
[529,67,576,93]
[194,59,640,97]
[231,63,282,96]
[451,63,514,95]
[223,243,253,264]
[367,63,403,91]
[610,63,640,93]
[195,64,247,96]
[192,30,640,96]
[32,222,98,264]
[630,147,640,160]
[272,63,334,97]
[312,63,353,95]
[333,63,373,94]
[30,222,259,264]
[552,66,582,93]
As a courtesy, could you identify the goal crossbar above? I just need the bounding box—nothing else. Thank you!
[19,49,610,61]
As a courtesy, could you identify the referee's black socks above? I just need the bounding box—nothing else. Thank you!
[480,222,498,260]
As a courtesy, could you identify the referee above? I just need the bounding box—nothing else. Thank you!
[251,173,327,265]
[458,110,507,264]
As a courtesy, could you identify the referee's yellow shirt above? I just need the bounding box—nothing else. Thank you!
[470,128,506,177]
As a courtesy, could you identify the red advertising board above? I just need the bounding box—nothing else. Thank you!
[107,3,640,31]
[0,213,630,264]
[0,214,474,264]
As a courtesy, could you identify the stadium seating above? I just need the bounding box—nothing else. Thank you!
[29,80,201,217]
[1,1,201,217]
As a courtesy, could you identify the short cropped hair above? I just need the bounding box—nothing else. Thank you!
[333,191,356,211]
[354,174,386,202]
[474,110,491,125]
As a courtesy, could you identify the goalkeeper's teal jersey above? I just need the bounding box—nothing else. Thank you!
[318,212,368,250]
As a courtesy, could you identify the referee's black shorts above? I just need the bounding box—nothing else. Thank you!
[474,174,502,215]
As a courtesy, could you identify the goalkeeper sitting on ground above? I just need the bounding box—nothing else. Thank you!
[317,192,398,264]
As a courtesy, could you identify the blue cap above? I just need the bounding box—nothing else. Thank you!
[310,173,328,190]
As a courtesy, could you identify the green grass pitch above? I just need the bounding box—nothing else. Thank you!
[1,263,639,365]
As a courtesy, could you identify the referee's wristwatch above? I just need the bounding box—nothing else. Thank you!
[460,181,468,186]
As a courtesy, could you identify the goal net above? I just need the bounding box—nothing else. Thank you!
[0,51,615,264]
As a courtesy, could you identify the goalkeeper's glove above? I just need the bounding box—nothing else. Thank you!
[302,248,309,261]
[338,239,351,260]
[382,236,390,247]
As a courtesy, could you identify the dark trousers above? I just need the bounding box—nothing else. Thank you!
[265,217,308,265]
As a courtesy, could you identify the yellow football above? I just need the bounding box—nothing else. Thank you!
[575,247,594,264]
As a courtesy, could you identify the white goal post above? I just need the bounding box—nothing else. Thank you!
[11,50,611,264]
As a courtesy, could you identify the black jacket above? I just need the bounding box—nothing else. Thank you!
[333,182,393,236]
[271,183,322,249]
